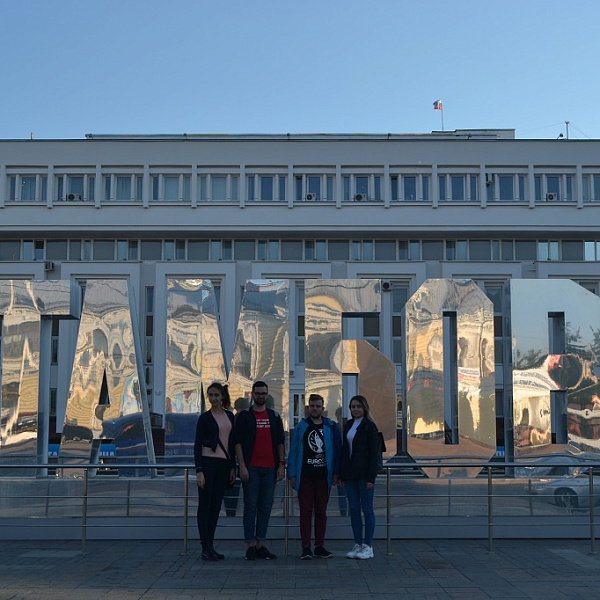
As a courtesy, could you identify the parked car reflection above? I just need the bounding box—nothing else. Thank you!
[530,465,600,511]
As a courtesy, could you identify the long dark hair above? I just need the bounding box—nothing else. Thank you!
[206,382,231,410]
[349,394,375,424]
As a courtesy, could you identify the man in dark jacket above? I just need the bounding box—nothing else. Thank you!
[234,381,285,560]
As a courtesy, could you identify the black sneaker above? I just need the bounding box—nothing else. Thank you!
[300,546,313,560]
[211,547,225,560]
[245,546,257,561]
[256,545,277,560]
[201,548,219,562]
[314,546,333,558]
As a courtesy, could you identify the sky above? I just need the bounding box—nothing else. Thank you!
[1,0,599,140]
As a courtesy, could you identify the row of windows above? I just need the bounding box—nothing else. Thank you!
[2,238,600,263]
[6,172,600,203]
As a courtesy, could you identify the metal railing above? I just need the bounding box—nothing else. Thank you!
[0,461,598,556]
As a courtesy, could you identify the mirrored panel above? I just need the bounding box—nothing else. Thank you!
[510,279,600,459]
[58,279,155,476]
[335,339,397,455]
[227,280,290,429]
[164,278,227,464]
[305,279,396,446]
[0,281,77,468]
[405,279,496,477]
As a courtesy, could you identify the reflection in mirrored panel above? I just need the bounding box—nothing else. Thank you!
[335,339,397,455]
[405,279,496,477]
[305,279,396,448]
[164,279,227,465]
[227,280,290,429]
[510,280,600,460]
[58,279,155,476]
[0,281,77,468]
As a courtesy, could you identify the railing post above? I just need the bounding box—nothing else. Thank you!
[386,468,392,555]
[487,466,493,553]
[81,468,88,555]
[284,477,290,557]
[589,467,596,555]
[181,468,189,556]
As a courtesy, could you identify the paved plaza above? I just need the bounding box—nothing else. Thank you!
[0,538,600,599]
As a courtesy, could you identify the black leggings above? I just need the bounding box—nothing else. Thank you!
[197,457,230,548]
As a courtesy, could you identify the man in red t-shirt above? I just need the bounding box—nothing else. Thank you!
[234,381,285,560]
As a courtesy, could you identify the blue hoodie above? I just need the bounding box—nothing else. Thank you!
[287,416,342,489]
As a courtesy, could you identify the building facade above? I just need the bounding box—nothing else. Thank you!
[1,129,600,464]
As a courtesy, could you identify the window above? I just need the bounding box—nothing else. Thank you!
[234,240,255,260]
[343,175,382,201]
[46,240,68,261]
[0,241,20,261]
[199,175,238,202]
[391,175,429,201]
[295,175,333,202]
[374,241,396,260]
[421,240,444,261]
[538,241,559,261]
[249,175,285,201]
[281,240,303,260]
[152,175,190,201]
[141,240,162,260]
[438,174,477,201]
[562,240,583,261]
[94,240,115,260]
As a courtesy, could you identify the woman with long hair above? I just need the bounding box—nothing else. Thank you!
[339,394,379,560]
[194,382,235,561]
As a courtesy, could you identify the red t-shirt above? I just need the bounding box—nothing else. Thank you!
[249,409,274,468]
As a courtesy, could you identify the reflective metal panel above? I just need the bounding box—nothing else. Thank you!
[510,279,600,459]
[164,279,227,463]
[227,280,290,428]
[305,279,396,451]
[335,339,397,455]
[58,279,155,475]
[405,279,496,477]
[0,281,76,465]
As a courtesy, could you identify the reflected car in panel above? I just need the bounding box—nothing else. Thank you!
[530,465,600,511]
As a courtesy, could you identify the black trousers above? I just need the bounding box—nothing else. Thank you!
[197,457,230,548]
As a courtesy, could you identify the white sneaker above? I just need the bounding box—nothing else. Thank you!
[356,544,374,559]
[346,543,363,559]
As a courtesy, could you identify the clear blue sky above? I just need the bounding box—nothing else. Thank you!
[2,0,598,140]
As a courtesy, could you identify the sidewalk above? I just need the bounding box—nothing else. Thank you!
[1,538,600,599]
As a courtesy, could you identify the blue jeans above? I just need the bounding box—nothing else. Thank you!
[242,466,277,544]
[344,480,375,545]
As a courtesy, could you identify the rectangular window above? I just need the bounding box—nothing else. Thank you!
[128,241,138,260]
[315,240,327,261]
[326,176,334,201]
[93,240,115,260]
[421,240,444,260]
[422,176,429,201]
[69,240,82,260]
[470,240,491,260]
[469,175,477,201]
[234,240,255,260]
[328,240,349,260]
[260,176,273,201]
[116,176,131,201]
[21,177,36,201]
[46,240,68,261]
[0,241,20,261]
[404,177,416,201]
[188,240,209,260]
[438,176,446,201]
[451,176,464,201]
[514,240,536,260]
[374,241,396,260]
[281,240,302,260]
[212,176,227,201]
[307,176,321,200]
[562,240,583,261]
[163,176,179,201]
[141,240,162,260]
[116,240,127,261]
[363,240,374,261]
[68,176,84,198]
[499,176,514,201]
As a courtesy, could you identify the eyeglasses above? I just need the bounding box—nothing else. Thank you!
[253,392,268,396]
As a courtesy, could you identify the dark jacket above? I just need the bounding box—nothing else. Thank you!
[233,407,285,469]
[340,417,379,484]
[194,410,235,473]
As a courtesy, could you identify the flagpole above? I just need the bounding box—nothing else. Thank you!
[441,110,444,132]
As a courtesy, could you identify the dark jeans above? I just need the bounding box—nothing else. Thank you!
[344,479,375,545]
[297,477,329,547]
[242,466,277,544]
[197,457,230,548]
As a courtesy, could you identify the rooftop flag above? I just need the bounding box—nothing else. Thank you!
[433,100,443,111]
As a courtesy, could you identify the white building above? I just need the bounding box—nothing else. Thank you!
[1,129,599,453]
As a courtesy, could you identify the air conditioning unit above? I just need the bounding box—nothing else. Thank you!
[305,193,317,201]
[354,193,367,202]
[546,192,558,201]
[66,193,82,201]
[381,280,392,292]
[44,261,54,272]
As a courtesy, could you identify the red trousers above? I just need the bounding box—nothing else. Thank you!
[297,477,330,547]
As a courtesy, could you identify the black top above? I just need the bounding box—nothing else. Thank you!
[340,417,379,484]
